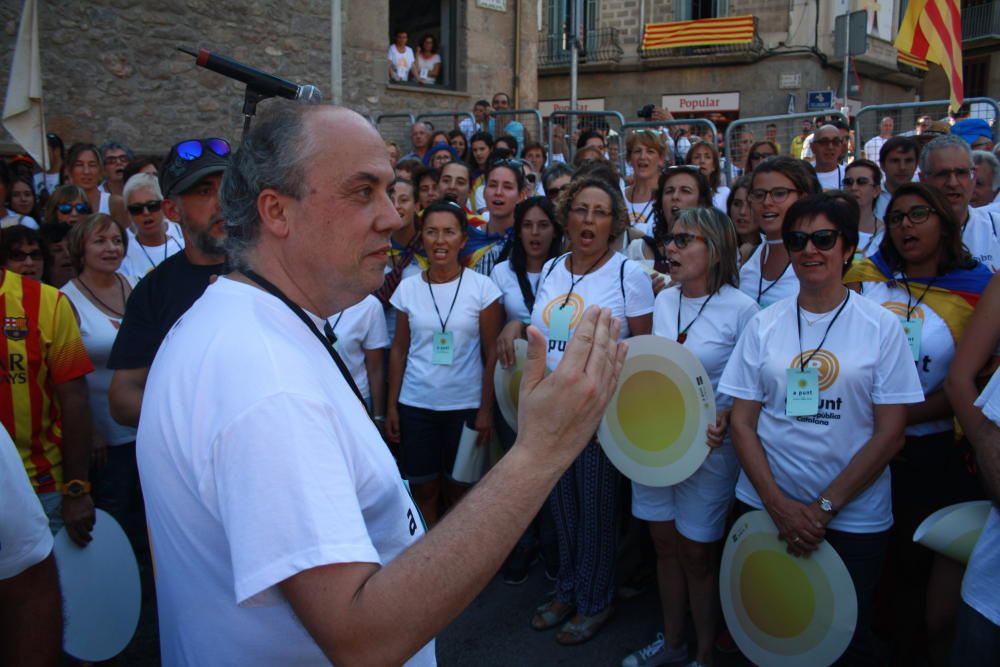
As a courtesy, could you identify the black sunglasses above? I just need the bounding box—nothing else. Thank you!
[749,152,775,161]
[784,229,842,252]
[7,250,44,262]
[127,200,163,215]
[664,232,707,249]
[58,203,91,215]
[842,176,873,186]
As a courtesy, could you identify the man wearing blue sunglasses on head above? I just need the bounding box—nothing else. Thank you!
[108,138,231,428]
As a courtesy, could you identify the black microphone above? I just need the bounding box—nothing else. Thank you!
[178,46,322,104]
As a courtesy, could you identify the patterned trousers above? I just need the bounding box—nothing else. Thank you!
[548,437,621,616]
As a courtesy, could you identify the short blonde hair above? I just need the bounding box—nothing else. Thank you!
[67,213,129,274]
[626,130,668,159]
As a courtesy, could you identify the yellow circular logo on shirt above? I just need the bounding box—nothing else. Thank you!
[881,300,924,320]
[541,293,585,328]
[789,349,840,391]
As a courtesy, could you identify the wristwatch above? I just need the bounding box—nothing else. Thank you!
[817,496,837,516]
[62,479,92,497]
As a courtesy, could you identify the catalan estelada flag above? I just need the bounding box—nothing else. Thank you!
[642,15,755,51]
[895,0,963,111]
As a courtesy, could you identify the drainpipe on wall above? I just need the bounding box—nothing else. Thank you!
[331,0,343,105]
[513,0,521,107]
[639,0,645,55]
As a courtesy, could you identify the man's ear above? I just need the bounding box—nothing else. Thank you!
[258,189,291,239]
[161,196,181,222]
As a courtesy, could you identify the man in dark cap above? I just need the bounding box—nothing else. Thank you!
[108,138,231,427]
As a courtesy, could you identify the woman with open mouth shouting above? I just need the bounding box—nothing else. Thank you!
[623,130,668,236]
[738,156,820,308]
[846,182,993,665]
[525,176,654,645]
[627,165,712,279]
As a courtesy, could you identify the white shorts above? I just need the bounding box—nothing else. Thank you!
[631,443,740,543]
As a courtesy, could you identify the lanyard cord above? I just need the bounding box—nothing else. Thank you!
[427,268,464,332]
[901,273,937,321]
[796,291,850,371]
[138,235,179,270]
[676,291,714,343]
[757,243,790,304]
[562,249,611,308]
[243,270,371,418]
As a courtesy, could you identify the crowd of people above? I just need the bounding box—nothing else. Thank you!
[0,94,998,667]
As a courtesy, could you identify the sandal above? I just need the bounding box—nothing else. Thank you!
[530,599,575,631]
[555,606,614,645]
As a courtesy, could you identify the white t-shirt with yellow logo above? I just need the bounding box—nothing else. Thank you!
[532,253,654,371]
[719,292,923,533]
[861,281,955,436]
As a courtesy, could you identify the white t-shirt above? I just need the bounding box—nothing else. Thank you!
[384,255,424,343]
[0,213,38,229]
[738,243,800,308]
[416,53,441,84]
[60,279,138,446]
[329,295,389,400]
[874,190,892,221]
[712,187,730,214]
[861,281,954,435]
[0,427,53,579]
[855,227,884,262]
[531,253,654,371]
[653,284,759,414]
[719,292,924,532]
[964,207,999,272]
[98,190,111,215]
[816,164,847,191]
[137,278,433,666]
[962,373,1000,625]
[387,45,415,81]
[625,237,657,275]
[390,270,501,411]
[623,192,655,235]
[490,260,539,324]
[120,222,186,282]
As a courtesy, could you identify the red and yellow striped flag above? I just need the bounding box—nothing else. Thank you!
[895,0,963,111]
[642,16,755,51]
[898,50,930,71]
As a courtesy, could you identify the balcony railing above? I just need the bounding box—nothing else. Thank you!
[962,1,1000,41]
[539,27,624,67]
[640,16,763,59]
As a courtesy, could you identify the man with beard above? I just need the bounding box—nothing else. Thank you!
[108,139,230,427]
[99,142,134,197]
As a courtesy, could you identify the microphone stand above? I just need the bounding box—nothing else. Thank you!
[241,87,270,143]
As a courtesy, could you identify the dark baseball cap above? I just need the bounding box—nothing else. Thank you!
[159,138,231,197]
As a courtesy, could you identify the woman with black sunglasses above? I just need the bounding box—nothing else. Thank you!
[623,207,758,667]
[721,192,923,666]
[846,182,993,665]
[119,173,185,281]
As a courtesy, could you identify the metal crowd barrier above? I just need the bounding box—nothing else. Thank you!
[619,119,720,172]
[546,109,627,166]
[414,111,476,136]
[724,110,849,182]
[489,108,544,156]
[854,97,999,160]
[374,112,417,153]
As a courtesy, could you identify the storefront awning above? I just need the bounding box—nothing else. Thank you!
[641,15,755,51]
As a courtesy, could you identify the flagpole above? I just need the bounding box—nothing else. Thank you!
[37,95,48,172]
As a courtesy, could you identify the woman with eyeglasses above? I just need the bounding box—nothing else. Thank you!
[60,214,140,540]
[686,140,729,213]
[627,166,712,276]
[726,175,760,266]
[623,207,758,667]
[119,173,185,282]
[66,143,126,225]
[745,140,779,173]
[721,192,923,666]
[623,131,668,235]
[842,159,884,263]
[526,176,654,645]
[465,159,527,276]
[846,182,993,666]
[386,200,504,528]
[43,184,92,227]
[0,225,47,282]
[738,156,821,307]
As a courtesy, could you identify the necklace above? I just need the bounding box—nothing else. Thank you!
[563,248,611,307]
[77,273,126,318]
[676,291,714,343]
[138,234,178,270]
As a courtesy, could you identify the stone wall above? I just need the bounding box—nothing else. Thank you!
[0,0,332,155]
[0,0,538,156]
